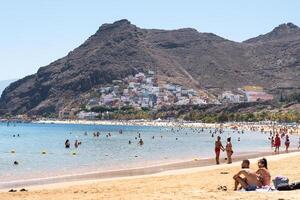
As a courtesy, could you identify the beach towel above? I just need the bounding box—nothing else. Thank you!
[240,185,275,192]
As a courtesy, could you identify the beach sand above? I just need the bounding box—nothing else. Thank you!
[2,152,300,200]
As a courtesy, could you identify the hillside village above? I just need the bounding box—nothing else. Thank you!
[59,71,274,119]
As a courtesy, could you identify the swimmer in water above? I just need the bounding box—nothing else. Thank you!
[65,139,70,148]
[74,140,79,148]
[138,139,144,146]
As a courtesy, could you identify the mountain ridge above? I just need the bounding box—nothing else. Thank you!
[1,19,300,115]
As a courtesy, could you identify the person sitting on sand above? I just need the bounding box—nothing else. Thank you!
[215,136,225,165]
[256,158,271,187]
[233,160,261,191]
[226,137,233,164]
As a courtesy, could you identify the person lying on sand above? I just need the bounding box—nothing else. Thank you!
[233,160,260,191]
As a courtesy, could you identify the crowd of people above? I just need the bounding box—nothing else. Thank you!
[214,128,300,165]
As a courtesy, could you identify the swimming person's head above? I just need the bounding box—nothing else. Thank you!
[227,137,231,142]
[241,159,250,169]
[258,158,268,169]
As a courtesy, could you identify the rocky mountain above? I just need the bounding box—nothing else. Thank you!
[1,19,300,115]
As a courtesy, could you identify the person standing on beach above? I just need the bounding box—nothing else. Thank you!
[226,137,233,164]
[215,136,225,165]
[270,136,274,150]
[284,135,290,152]
[274,134,281,154]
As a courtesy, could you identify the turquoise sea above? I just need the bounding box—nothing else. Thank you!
[0,122,298,183]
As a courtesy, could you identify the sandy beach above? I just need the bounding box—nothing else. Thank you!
[1,151,300,200]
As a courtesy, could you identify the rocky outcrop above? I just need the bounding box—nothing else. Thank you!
[1,20,300,115]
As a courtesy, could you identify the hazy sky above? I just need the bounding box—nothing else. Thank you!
[0,0,299,81]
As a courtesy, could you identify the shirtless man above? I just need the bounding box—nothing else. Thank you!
[215,136,225,165]
[233,160,261,191]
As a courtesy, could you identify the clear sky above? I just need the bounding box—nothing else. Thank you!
[0,0,299,81]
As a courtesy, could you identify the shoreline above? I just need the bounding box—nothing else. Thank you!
[1,149,299,191]
[35,119,300,135]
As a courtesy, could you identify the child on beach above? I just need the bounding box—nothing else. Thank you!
[215,136,225,165]
[226,137,233,164]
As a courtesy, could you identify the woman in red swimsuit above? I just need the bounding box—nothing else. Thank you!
[274,134,281,154]
[215,136,225,164]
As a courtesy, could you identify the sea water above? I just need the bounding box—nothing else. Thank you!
[0,122,297,182]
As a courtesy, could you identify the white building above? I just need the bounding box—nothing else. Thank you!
[175,98,190,105]
[221,91,241,103]
[77,111,98,120]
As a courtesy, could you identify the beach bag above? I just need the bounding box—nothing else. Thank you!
[273,176,289,189]
[277,182,300,191]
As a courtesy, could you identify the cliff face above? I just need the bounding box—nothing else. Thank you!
[1,20,300,115]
